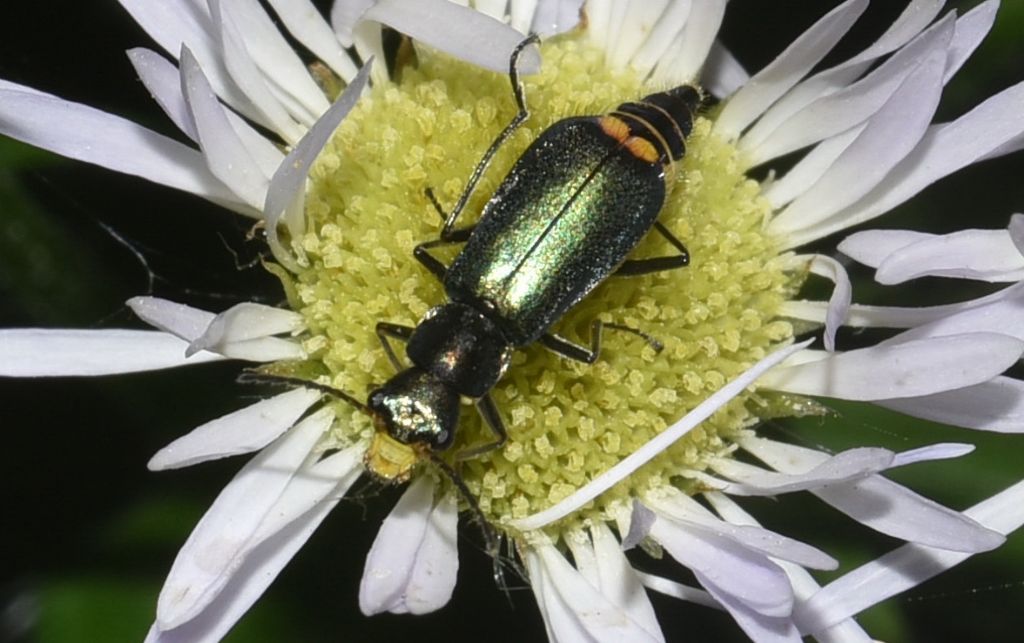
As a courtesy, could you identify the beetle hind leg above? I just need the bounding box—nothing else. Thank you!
[615,221,690,276]
[541,319,663,363]
[456,393,509,460]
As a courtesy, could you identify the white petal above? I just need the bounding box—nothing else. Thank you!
[361,0,540,74]
[708,447,896,495]
[883,283,1024,343]
[706,585,803,643]
[740,437,1005,553]
[0,82,249,213]
[265,0,359,81]
[584,524,665,641]
[510,339,812,531]
[762,126,861,209]
[877,228,1024,283]
[185,302,305,357]
[145,447,361,643]
[704,491,874,643]
[745,13,954,165]
[180,46,271,210]
[785,79,1024,247]
[760,334,1024,401]
[635,571,719,609]
[527,541,662,642]
[128,297,215,341]
[794,479,1024,637]
[1009,213,1024,254]
[148,388,324,470]
[359,477,459,616]
[649,513,793,617]
[264,60,373,268]
[650,0,726,85]
[0,329,222,376]
[701,41,748,98]
[128,48,199,141]
[156,408,334,629]
[208,0,306,142]
[330,0,374,46]
[878,376,1024,433]
[739,0,943,157]
[529,0,583,36]
[714,0,868,139]
[622,0,690,78]
[647,491,837,570]
[769,50,945,237]
[805,254,851,351]
[219,0,330,124]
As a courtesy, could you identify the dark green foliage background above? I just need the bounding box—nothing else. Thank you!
[1,2,1022,642]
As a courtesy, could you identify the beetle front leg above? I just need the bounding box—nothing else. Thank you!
[413,227,475,281]
[456,393,509,460]
[375,322,415,371]
[541,319,663,363]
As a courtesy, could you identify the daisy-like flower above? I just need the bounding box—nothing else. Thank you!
[4,1,1024,641]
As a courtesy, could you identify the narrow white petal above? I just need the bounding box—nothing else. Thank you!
[265,0,359,81]
[760,334,1024,401]
[156,408,334,629]
[876,228,1024,283]
[878,376,1024,433]
[209,0,307,142]
[649,514,794,617]
[891,443,974,467]
[794,479,1024,636]
[0,83,249,213]
[264,60,372,268]
[603,1,669,70]
[403,490,459,614]
[763,126,861,209]
[128,297,215,341]
[837,228,932,267]
[740,0,943,155]
[331,0,375,46]
[361,0,540,74]
[510,340,812,530]
[180,46,270,209]
[647,491,837,570]
[740,437,1005,553]
[944,1,1000,84]
[185,302,304,354]
[145,448,361,643]
[117,0,272,130]
[806,254,851,351]
[360,477,459,616]
[221,0,330,122]
[589,524,665,641]
[883,283,1024,343]
[0,329,222,376]
[769,51,945,237]
[128,48,198,141]
[784,79,1024,247]
[701,41,748,99]
[524,546,586,643]
[650,0,726,85]
[628,0,691,78]
[148,388,323,470]
[529,541,662,642]
[636,571,720,609]
[706,585,803,643]
[703,492,874,643]
[1009,213,1024,254]
[714,0,868,139]
[708,447,896,495]
[746,14,954,165]
[359,476,435,615]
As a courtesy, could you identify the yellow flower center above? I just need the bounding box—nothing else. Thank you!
[278,37,805,533]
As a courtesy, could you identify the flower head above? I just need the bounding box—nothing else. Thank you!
[3,1,1024,642]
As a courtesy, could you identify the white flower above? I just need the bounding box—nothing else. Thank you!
[3,1,1024,642]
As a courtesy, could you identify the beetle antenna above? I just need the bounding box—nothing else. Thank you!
[237,370,372,415]
[429,452,520,594]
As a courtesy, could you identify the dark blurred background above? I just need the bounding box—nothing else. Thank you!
[1,1,1022,641]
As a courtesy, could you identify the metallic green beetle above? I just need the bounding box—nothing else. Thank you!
[362,37,702,482]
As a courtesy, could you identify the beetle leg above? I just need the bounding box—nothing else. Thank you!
[413,227,475,281]
[375,322,415,371]
[542,319,663,363]
[456,394,509,460]
[614,221,690,276]
[431,34,539,240]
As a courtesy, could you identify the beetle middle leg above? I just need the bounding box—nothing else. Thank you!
[541,319,663,364]
[614,221,690,276]
[375,322,415,371]
[456,393,509,460]
[426,34,539,240]
[413,226,475,281]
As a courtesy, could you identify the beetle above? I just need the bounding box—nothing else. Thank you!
[360,35,702,483]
